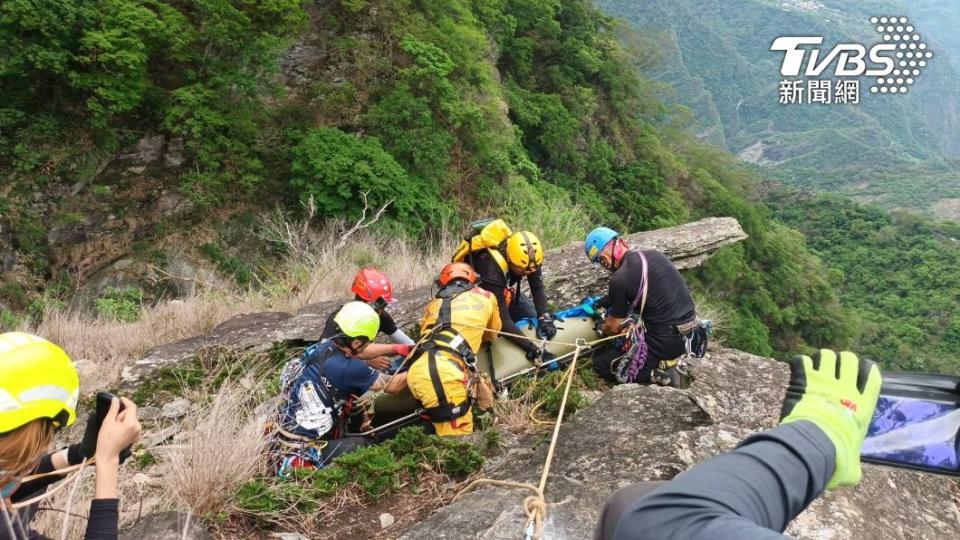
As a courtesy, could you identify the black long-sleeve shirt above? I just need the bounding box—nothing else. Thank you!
[596,250,694,327]
[4,454,119,540]
[471,249,548,353]
[611,421,835,539]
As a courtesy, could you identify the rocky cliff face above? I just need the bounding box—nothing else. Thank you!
[120,217,747,388]
[401,348,960,540]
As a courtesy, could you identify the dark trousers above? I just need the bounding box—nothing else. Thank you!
[317,436,371,466]
[595,481,666,540]
[592,327,708,384]
[509,290,537,321]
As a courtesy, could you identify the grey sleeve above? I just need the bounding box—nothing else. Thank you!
[612,421,836,540]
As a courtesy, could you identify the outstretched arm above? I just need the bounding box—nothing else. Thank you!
[611,421,834,540]
[608,350,881,540]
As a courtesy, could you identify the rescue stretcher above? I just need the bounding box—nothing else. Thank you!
[348,303,601,437]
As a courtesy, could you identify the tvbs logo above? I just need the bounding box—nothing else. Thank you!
[772,37,896,77]
[771,16,934,98]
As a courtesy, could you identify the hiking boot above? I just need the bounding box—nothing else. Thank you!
[651,358,683,388]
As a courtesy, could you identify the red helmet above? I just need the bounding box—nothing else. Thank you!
[437,262,478,287]
[351,268,395,304]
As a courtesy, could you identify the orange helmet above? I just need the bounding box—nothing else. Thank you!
[437,262,478,287]
[351,268,395,305]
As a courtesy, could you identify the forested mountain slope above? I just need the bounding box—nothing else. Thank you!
[0,0,865,360]
[598,0,960,218]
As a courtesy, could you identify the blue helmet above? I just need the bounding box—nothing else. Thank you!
[584,227,619,262]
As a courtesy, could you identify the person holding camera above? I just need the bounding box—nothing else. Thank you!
[0,332,142,540]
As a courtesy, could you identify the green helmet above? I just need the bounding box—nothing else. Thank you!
[333,301,380,341]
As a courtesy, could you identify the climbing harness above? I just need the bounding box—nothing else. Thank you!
[619,251,650,383]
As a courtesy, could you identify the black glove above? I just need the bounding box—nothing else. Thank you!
[68,403,132,465]
[525,348,556,364]
[536,315,557,340]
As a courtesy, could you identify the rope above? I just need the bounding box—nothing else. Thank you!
[454,339,588,540]
[10,459,93,511]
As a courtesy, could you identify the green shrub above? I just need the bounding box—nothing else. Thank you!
[289,128,450,234]
[94,286,142,322]
[199,242,254,287]
[135,450,158,468]
[511,369,587,419]
[236,426,483,520]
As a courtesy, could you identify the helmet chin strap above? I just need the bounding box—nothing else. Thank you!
[610,238,628,268]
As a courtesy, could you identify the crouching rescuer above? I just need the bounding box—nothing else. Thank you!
[452,219,558,365]
[583,227,710,386]
[389,263,501,436]
[275,302,406,472]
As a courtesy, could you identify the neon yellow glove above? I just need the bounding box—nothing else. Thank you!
[780,349,882,489]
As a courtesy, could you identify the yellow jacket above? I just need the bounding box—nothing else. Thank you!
[407,286,501,436]
[419,286,501,352]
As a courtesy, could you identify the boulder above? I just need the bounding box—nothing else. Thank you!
[117,135,164,166]
[398,349,960,539]
[161,398,190,419]
[120,511,210,540]
[164,137,186,167]
[121,217,747,388]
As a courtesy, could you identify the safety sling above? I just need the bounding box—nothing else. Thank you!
[419,284,477,423]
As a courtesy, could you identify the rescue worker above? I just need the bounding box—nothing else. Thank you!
[596,350,881,540]
[320,268,415,372]
[468,230,557,364]
[584,227,708,386]
[0,332,142,539]
[278,302,407,466]
[388,263,501,436]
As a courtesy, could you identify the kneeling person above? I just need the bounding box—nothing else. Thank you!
[584,227,709,386]
[320,268,415,372]
[391,263,501,436]
[278,302,406,467]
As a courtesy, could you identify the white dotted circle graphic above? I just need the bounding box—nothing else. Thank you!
[869,16,931,96]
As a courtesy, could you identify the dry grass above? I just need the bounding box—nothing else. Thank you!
[492,382,548,436]
[35,295,244,391]
[26,206,449,391]
[161,380,268,519]
[30,463,146,540]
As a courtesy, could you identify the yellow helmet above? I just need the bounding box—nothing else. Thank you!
[332,301,380,341]
[0,333,79,433]
[505,231,544,274]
